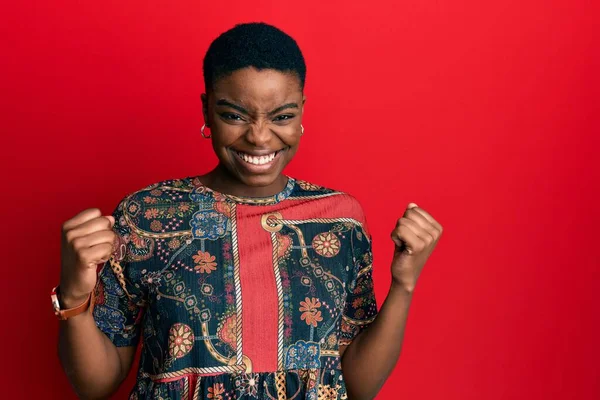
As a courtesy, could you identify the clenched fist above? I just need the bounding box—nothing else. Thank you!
[60,208,116,308]
[390,202,443,292]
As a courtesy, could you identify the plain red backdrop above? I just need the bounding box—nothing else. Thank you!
[1,1,598,399]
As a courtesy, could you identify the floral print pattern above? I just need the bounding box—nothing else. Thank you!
[217,313,237,351]
[92,176,377,399]
[285,340,321,369]
[207,383,225,400]
[193,250,217,274]
[297,180,323,191]
[168,323,194,359]
[190,210,228,240]
[299,297,324,327]
[234,372,260,397]
[312,232,341,258]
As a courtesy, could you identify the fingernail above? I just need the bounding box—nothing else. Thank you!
[408,203,418,209]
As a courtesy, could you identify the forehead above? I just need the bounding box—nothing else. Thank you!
[211,67,302,108]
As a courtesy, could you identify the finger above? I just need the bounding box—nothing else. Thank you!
[71,230,116,252]
[62,208,102,231]
[392,223,426,254]
[396,217,435,243]
[65,216,114,242]
[403,208,433,231]
[403,210,440,241]
[77,243,114,268]
[406,203,443,233]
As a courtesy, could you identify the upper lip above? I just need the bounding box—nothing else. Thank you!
[232,148,284,156]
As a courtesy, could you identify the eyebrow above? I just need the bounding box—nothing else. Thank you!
[216,99,299,116]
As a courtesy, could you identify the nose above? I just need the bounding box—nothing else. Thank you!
[245,122,272,147]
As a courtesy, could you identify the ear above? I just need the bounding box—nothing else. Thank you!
[201,93,209,126]
[301,95,306,114]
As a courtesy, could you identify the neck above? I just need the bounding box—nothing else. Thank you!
[199,164,288,198]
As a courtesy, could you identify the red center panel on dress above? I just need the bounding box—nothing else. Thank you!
[235,194,366,372]
[236,203,280,372]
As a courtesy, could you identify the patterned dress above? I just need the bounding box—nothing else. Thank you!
[93,175,378,400]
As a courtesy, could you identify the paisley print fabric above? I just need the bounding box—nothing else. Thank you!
[93,176,378,399]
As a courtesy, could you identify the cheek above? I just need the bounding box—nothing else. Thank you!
[210,124,245,147]
[286,135,302,148]
[209,134,235,160]
[274,125,303,146]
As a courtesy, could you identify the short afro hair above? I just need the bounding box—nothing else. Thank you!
[203,22,306,92]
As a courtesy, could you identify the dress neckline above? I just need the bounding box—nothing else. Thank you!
[191,175,296,206]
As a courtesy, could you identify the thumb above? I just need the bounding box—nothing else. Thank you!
[403,203,418,217]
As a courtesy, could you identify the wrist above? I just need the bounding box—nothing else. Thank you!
[58,289,92,310]
[60,296,90,310]
[390,279,416,296]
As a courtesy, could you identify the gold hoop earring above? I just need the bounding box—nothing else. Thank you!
[301,124,304,136]
[201,124,211,139]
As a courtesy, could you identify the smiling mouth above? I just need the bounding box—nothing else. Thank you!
[234,149,284,166]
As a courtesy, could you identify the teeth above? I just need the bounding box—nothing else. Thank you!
[237,151,277,165]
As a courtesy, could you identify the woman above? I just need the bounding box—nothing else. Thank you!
[55,23,443,400]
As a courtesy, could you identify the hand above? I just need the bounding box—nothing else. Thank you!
[390,203,443,292]
[60,208,116,308]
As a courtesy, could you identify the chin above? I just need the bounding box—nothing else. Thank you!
[238,171,281,187]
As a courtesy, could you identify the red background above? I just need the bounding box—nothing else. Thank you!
[1,1,599,399]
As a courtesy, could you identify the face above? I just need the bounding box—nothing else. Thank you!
[202,67,305,188]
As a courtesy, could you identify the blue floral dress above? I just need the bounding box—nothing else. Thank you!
[93,175,378,399]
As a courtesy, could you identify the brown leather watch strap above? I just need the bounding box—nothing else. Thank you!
[51,286,95,320]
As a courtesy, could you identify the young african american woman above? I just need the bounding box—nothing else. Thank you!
[56,23,443,400]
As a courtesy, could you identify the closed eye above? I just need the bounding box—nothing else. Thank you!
[273,114,295,122]
[220,113,245,122]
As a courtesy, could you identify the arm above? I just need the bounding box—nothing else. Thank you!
[58,300,136,399]
[340,283,413,400]
[341,202,443,399]
[58,207,142,399]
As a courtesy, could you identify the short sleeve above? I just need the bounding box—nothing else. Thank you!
[92,197,149,347]
[339,223,378,346]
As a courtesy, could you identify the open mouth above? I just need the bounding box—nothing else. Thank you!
[233,149,285,166]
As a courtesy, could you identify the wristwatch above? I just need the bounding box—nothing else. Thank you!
[51,286,95,320]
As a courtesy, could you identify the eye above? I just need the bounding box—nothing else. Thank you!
[220,113,245,122]
[273,114,295,122]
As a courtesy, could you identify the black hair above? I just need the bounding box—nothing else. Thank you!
[203,22,306,91]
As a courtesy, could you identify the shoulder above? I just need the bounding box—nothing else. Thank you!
[108,176,196,264]
[114,176,195,211]
[110,176,196,235]
[291,178,370,231]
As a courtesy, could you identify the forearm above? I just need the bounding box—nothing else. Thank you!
[58,308,126,399]
[341,282,413,400]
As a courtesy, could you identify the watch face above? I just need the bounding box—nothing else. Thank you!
[51,292,61,312]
